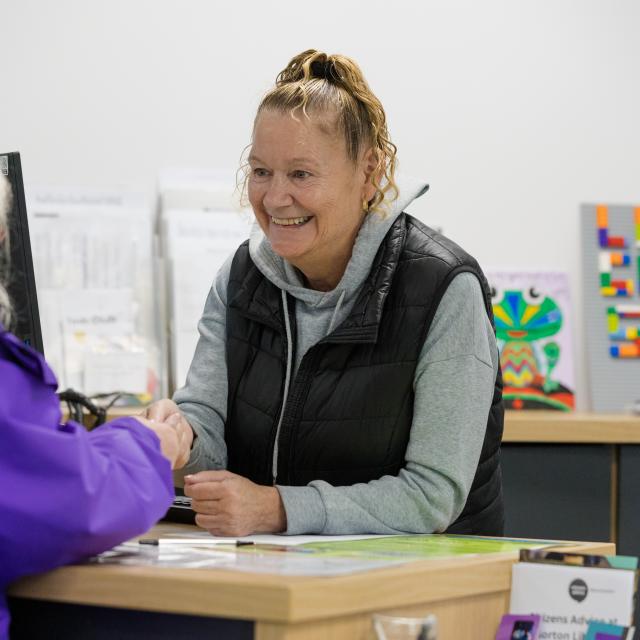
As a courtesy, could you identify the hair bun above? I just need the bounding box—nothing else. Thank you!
[276,50,344,86]
[310,58,335,81]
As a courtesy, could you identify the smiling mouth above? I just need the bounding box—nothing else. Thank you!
[270,216,312,227]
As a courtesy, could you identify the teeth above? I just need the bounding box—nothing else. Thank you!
[271,216,311,226]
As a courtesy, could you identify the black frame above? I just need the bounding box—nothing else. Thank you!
[1,151,43,354]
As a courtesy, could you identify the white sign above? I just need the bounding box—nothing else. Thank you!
[510,562,636,639]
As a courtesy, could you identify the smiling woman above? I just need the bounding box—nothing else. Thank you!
[248,109,376,291]
[146,49,505,538]
[245,50,397,291]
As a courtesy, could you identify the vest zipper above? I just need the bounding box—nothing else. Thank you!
[273,346,322,485]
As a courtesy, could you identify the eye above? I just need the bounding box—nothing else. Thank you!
[490,285,504,305]
[291,170,311,179]
[251,167,270,181]
[522,287,542,306]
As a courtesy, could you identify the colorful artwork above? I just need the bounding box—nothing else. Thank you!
[596,205,640,359]
[597,205,636,298]
[486,271,575,411]
[607,305,640,358]
[582,204,640,412]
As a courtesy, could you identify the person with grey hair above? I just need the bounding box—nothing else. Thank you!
[0,174,12,328]
[0,174,181,639]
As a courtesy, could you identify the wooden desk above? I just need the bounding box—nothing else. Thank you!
[8,527,614,640]
[503,410,640,443]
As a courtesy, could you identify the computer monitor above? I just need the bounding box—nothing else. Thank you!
[0,151,44,353]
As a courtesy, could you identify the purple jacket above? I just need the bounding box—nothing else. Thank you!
[0,326,174,639]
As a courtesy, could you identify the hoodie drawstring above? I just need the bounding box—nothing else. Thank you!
[327,289,346,336]
[271,290,294,484]
[271,288,345,483]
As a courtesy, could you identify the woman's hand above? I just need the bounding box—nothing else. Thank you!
[142,399,194,469]
[134,416,180,469]
[184,470,287,536]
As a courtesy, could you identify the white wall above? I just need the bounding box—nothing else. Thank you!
[2,0,640,408]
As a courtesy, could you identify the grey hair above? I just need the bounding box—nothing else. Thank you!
[0,174,13,328]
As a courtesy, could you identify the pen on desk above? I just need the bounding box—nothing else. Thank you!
[139,538,160,545]
[138,538,255,547]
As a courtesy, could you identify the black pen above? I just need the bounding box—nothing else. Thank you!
[138,538,255,547]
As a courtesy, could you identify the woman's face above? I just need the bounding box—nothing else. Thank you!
[248,109,375,287]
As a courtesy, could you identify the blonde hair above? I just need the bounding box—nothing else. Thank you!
[243,49,398,213]
[0,174,13,328]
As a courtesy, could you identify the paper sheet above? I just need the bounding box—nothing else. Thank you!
[146,529,393,546]
[158,167,239,212]
[27,187,162,395]
[93,543,410,575]
[89,532,558,577]
[162,208,251,389]
[83,351,147,395]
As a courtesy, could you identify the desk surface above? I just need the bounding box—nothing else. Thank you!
[9,524,615,639]
[503,411,640,443]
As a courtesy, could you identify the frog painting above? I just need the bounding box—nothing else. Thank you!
[488,272,575,411]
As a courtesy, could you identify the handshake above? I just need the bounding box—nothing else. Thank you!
[134,400,287,536]
[136,399,194,469]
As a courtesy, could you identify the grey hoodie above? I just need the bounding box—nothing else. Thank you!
[174,176,499,534]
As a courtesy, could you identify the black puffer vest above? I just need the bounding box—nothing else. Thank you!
[225,213,504,535]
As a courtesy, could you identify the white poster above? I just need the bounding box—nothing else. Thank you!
[510,562,636,638]
[27,187,162,397]
[162,208,251,391]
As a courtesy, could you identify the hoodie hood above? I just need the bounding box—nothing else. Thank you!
[249,174,429,309]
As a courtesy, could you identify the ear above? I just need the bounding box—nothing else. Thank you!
[360,147,379,202]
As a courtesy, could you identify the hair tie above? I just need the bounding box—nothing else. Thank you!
[310,59,335,82]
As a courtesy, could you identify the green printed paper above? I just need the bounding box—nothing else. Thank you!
[297,535,556,560]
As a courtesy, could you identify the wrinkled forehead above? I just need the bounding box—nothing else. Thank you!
[252,107,348,159]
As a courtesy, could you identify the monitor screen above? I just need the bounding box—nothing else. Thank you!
[1,152,44,354]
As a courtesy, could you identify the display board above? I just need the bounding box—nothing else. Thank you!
[581,204,640,413]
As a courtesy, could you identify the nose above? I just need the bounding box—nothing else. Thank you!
[262,174,294,210]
